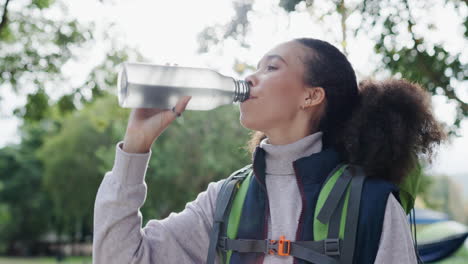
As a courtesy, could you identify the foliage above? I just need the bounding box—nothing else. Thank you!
[13,89,50,122]
[0,0,92,94]
[36,93,126,242]
[197,0,253,53]
[0,0,141,255]
[0,125,53,255]
[366,0,467,133]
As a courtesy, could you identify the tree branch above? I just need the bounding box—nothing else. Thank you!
[443,87,468,115]
[402,0,467,115]
[0,0,12,33]
[339,0,348,55]
[426,70,468,115]
[402,0,420,44]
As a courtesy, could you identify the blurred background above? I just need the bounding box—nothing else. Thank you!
[0,0,466,263]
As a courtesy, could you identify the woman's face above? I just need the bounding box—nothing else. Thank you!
[239,41,314,134]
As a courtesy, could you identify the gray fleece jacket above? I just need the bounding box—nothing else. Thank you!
[93,132,417,264]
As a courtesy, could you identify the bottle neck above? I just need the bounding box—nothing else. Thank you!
[233,80,250,102]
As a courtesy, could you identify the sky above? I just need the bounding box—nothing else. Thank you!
[1,0,467,176]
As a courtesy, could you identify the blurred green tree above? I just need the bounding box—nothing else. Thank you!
[0,124,53,255]
[0,48,136,254]
[0,0,143,255]
[0,0,92,95]
[0,0,92,254]
[36,93,128,246]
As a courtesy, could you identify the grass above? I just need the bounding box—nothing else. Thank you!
[0,256,91,264]
[434,245,468,264]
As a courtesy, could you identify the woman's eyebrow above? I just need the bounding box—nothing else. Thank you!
[257,54,288,69]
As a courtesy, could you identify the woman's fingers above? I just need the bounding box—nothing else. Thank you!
[146,96,192,133]
[123,96,192,153]
[163,96,191,121]
[174,96,192,116]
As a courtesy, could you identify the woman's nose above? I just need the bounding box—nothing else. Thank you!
[245,73,258,87]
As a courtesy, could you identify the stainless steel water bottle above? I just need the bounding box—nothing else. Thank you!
[117,62,250,110]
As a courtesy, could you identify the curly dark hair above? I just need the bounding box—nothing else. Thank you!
[247,38,446,184]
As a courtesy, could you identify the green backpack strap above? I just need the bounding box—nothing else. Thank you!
[223,169,252,263]
[314,164,350,241]
[206,165,252,264]
[314,164,366,264]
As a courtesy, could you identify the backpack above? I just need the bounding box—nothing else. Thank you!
[206,163,423,264]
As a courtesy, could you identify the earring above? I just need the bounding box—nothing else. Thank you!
[301,99,311,110]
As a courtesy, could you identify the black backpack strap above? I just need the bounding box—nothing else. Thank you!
[206,165,252,264]
[218,237,340,264]
[340,165,365,264]
[290,241,340,264]
[328,187,346,239]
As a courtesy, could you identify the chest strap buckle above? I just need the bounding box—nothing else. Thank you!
[268,236,291,256]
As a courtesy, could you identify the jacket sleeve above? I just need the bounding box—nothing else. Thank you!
[374,193,418,264]
[93,142,225,264]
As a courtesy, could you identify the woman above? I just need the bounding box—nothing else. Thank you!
[93,38,445,264]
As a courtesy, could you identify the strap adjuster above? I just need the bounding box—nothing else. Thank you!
[233,173,246,179]
[324,238,340,256]
[218,237,228,252]
[267,236,291,256]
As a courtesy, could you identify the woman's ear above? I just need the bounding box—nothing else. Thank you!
[302,87,325,108]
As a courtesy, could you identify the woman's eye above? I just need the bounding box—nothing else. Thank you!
[266,65,277,71]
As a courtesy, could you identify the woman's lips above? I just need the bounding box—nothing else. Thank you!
[241,96,257,105]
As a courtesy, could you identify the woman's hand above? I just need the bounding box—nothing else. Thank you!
[122,96,192,153]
